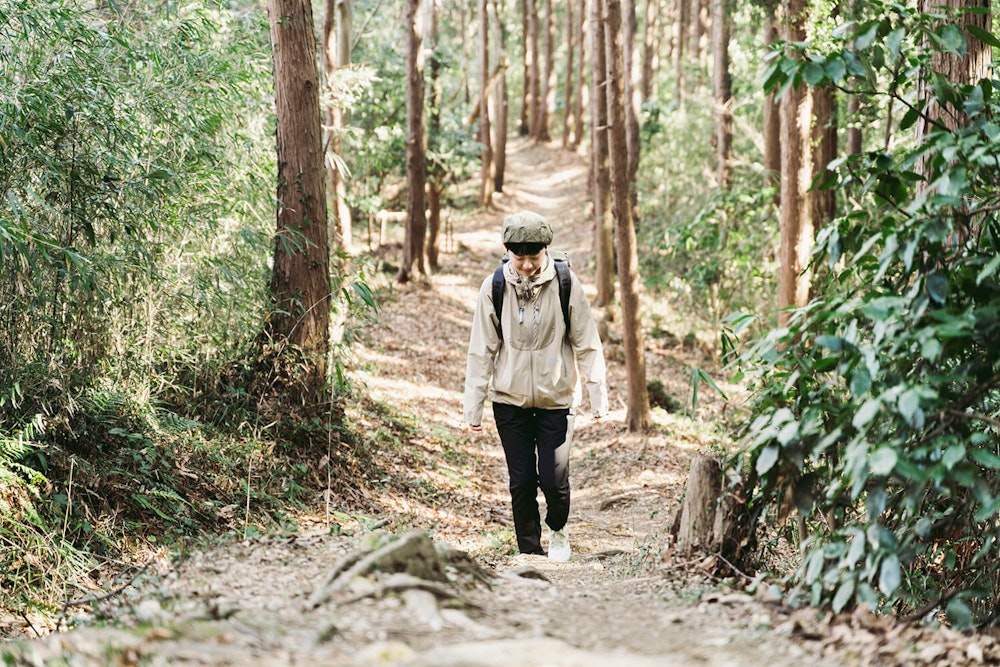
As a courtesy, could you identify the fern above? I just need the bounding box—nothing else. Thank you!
[153,409,203,434]
[0,414,45,480]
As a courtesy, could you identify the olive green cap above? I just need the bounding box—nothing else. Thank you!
[501,211,553,245]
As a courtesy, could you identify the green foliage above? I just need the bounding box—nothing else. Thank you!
[738,0,1000,626]
[639,7,783,330]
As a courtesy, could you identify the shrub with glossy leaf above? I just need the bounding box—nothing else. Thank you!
[739,0,1000,627]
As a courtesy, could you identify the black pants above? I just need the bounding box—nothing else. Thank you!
[493,403,573,555]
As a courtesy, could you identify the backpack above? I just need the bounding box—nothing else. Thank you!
[492,250,572,339]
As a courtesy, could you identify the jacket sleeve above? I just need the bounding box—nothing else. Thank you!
[568,273,609,417]
[463,275,502,426]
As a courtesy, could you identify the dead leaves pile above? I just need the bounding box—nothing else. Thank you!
[775,603,1000,666]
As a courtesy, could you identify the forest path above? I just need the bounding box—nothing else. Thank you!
[1,139,839,666]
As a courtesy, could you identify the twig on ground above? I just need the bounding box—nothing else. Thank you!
[61,560,154,611]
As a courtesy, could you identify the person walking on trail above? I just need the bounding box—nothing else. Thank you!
[463,211,608,561]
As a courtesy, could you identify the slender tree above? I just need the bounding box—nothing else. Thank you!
[528,0,542,138]
[606,0,650,432]
[641,0,659,101]
[322,0,353,252]
[427,0,444,270]
[398,0,429,282]
[572,0,587,150]
[673,0,688,107]
[811,85,837,225]
[623,0,641,221]
[266,0,332,394]
[479,0,494,205]
[762,2,780,201]
[493,0,510,191]
[777,0,812,322]
[711,0,731,187]
[519,0,532,135]
[562,0,576,148]
[535,0,554,141]
[591,0,614,307]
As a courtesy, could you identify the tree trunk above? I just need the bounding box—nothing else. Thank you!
[266,0,332,392]
[916,0,991,138]
[535,0,554,141]
[846,92,862,155]
[461,1,472,105]
[519,0,532,135]
[641,0,659,101]
[323,0,353,253]
[426,0,443,271]
[528,0,542,140]
[494,0,510,192]
[591,0,614,307]
[398,0,428,283]
[427,181,443,269]
[693,0,708,67]
[605,0,650,432]
[762,5,780,203]
[562,0,576,149]
[777,0,812,324]
[623,0,641,223]
[479,0,494,206]
[572,0,587,150]
[672,455,750,568]
[812,85,837,226]
[674,455,721,554]
[711,0,731,188]
[673,0,687,108]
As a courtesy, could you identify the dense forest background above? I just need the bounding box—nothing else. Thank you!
[3,0,1000,635]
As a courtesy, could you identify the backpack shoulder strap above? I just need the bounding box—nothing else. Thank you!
[491,265,505,337]
[554,260,572,336]
[492,261,571,338]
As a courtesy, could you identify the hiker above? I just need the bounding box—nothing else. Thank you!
[463,211,608,561]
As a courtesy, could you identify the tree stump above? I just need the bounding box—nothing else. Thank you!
[674,455,723,555]
[670,455,751,574]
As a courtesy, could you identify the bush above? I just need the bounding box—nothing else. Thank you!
[736,2,1000,627]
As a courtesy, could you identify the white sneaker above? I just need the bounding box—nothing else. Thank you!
[548,529,571,562]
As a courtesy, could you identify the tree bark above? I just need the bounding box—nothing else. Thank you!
[811,85,837,226]
[572,0,587,150]
[479,0,494,206]
[427,181,443,269]
[493,0,509,192]
[398,0,428,282]
[605,0,650,432]
[623,0,641,223]
[762,4,780,203]
[266,0,332,391]
[591,0,614,307]
[323,0,353,253]
[528,0,542,140]
[641,0,659,101]
[519,0,532,135]
[916,0,991,138]
[777,0,812,324]
[535,0,554,141]
[673,0,687,108]
[675,455,722,554]
[562,0,576,149]
[846,92,862,155]
[711,0,731,188]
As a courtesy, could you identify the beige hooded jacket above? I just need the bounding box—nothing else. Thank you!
[463,254,608,426]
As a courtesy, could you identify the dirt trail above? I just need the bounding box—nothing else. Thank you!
[1,139,841,666]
